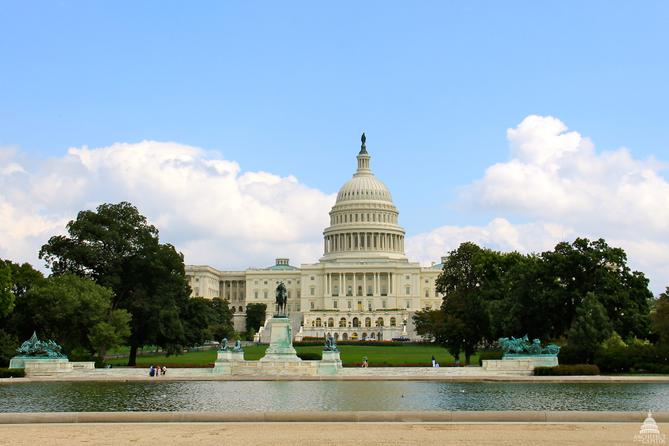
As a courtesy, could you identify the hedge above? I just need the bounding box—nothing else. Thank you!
[0,368,26,378]
[534,364,600,376]
[296,352,322,360]
[478,350,503,366]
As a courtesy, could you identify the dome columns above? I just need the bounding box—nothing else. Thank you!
[323,231,405,254]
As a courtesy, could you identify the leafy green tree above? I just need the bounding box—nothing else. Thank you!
[12,274,130,358]
[435,243,490,364]
[5,261,44,300]
[651,288,669,345]
[566,292,613,363]
[207,298,234,341]
[245,303,267,333]
[539,238,652,339]
[412,309,445,343]
[39,202,192,365]
[0,261,14,318]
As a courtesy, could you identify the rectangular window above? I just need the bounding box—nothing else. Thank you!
[263,291,268,299]
[333,300,338,309]
[406,300,410,309]
[367,285,373,296]
[310,301,314,310]
[382,300,386,308]
[310,287,315,296]
[347,301,352,309]
[368,302,372,311]
[254,291,258,299]
[405,286,410,295]
[347,286,352,296]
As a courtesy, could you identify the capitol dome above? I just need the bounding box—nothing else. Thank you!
[320,133,407,263]
[336,174,393,203]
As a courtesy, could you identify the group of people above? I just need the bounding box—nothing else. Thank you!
[148,365,167,377]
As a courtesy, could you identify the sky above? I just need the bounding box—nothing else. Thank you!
[1,1,668,293]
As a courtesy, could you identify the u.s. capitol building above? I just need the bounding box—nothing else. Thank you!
[186,135,445,341]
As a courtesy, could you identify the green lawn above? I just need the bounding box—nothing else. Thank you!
[106,344,477,367]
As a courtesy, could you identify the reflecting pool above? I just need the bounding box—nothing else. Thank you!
[1,381,668,412]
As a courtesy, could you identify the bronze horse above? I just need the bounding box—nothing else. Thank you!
[275,282,288,316]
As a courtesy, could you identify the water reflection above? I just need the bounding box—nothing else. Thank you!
[1,381,668,412]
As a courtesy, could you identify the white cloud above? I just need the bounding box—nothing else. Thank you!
[408,115,669,293]
[0,141,335,271]
[2,117,668,294]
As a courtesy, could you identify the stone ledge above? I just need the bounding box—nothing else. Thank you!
[0,411,667,424]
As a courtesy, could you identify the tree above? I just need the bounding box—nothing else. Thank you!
[651,288,669,345]
[245,303,267,334]
[0,261,14,318]
[412,309,445,343]
[434,243,490,364]
[39,202,193,365]
[12,274,130,358]
[566,292,613,363]
[5,260,44,300]
[207,298,234,341]
[539,238,652,339]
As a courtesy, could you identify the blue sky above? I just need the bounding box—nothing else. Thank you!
[1,2,668,291]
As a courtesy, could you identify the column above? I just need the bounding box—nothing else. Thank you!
[363,273,367,296]
[353,273,356,295]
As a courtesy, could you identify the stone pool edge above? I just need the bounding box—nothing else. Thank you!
[0,411,667,424]
[3,375,669,384]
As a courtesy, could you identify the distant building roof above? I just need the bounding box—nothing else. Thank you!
[266,258,298,271]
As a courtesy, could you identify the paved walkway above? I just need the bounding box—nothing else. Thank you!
[1,422,666,445]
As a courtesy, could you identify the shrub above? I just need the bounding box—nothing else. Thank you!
[0,330,19,368]
[294,340,408,347]
[0,368,25,378]
[534,364,600,376]
[478,350,503,366]
[297,352,322,360]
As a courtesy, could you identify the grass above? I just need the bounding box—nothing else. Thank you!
[106,344,478,367]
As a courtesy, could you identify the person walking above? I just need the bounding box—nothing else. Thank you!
[362,356,368,368]
[431,355,436,368]
[149,365,155,377]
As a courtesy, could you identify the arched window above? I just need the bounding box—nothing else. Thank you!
[339,317,347,328]
[342,333,348,340]
[334,332,340,340]
[351,332,359,340]
[364,317,371,327]
[327,317,334,328]
[376,317,384,327]
[238,306,243,313]
[390,317,397,327]
[362,333,368,340]
[352,317,360,328]
[315,318,322,327]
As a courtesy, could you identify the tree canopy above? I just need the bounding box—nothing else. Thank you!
[39,201,193,365]
[416,238,654,360]
[12,274,130,358]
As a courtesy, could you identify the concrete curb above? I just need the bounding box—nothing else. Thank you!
[0,411,667,424]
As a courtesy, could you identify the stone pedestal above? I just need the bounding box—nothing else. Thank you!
[212,350,245,374]
[504,354,559,368]
[260,317,300,362]
[318,350,342,375]
[9,357,72,375]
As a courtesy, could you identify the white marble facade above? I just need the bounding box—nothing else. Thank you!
[186,136,445,340]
